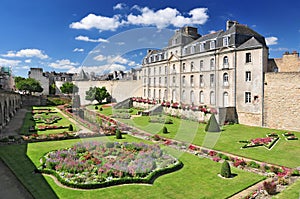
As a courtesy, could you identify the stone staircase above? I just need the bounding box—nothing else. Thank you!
[143,104,163,116]
[113,98,133,109]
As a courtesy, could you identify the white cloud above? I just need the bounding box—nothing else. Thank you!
[24,59,31,63]
[266,36,278,46]
[113,3,126,10]
[67,64,126,74]
[15,65,30,70]
[116,42,125,45]
[94,54,107,61]
[127,7,209,29]
[269,47,289,52]
[93,54,135,66]
[73,48,84,52]
[70,6,208,31]
[2,48,48,59]
[0,58,21,66]
[70,14,122,31]
[209,30,216,34]
[75,35,109,43]
[49,59,79,69]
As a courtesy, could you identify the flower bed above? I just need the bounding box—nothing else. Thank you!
[240,136,279,149]
[283,132,298,140]
[33,114,61,124]
[37,125,69,131]
[39,141,182,189]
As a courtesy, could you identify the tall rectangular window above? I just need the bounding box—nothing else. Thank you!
[200,75,204,87]
[245,92,251,103]
[245,71,251,81]
[200,60,204,71]
[210,74,214,87]
[182,63,186,72]
[190,75,194,87]
[165,77,167,85]
[246,53,252,63]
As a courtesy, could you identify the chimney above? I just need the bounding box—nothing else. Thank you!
[226,20,239,30]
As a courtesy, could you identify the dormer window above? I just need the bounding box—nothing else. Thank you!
[223,37,229,46]
[200,43,205,52]
[210,40,216,49]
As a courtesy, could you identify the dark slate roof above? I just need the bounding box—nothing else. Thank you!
[237,37,264,50]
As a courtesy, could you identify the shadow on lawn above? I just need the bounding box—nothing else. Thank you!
[0,143,58,199]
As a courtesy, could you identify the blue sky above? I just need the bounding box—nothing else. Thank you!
[0,0,299,77]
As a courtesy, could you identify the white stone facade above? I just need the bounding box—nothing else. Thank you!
[141,21,269,126]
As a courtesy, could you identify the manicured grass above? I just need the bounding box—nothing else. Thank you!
[26,135,264,199]
[117,115,300,168]
[20,111,35,135]
[0,144,58,199]
[31,106,78,135]
[275,178,300,199]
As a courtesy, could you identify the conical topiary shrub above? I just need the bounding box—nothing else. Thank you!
[163,126,168,134]
[116,129,122,139]
[68,124,73,131]
[205,114,221,132]
[221,160,231,178]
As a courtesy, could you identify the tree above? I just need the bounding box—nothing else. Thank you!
[60,82,78,95]
[221,160,231,178]
[49,83,56,95]
[15,78,43,94]
[85,86,110,104]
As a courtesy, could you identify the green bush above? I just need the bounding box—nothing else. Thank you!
[116,129,122,139]
[163,126,168,134]
[106,142,114,148]
[247,161,260,169]
[164,118,173,124]
[68,124,73,131]
[99,107,103,111]
[95,106,98,110]
[220,160,231,178]
[218,153,229,160]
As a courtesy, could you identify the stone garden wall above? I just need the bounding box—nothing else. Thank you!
[263,72,300,131]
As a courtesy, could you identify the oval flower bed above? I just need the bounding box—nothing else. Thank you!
[39,141,182,189]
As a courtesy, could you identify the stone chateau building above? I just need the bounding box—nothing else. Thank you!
[142,20,269,126]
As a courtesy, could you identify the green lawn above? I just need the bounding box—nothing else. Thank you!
[275,178,300,199]
[29,106,79,135]
[26,135,264,199]
[117,115,300,168]
[0,144,58,199]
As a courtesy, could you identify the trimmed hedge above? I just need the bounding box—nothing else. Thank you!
[39,161,183,189]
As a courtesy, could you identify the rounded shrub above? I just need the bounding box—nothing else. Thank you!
[221,160,231,178]
[163,126,168,134]
[116,129,122,139]
[68,124,73,131]
[95,105,98,110]
[99,107,103,111]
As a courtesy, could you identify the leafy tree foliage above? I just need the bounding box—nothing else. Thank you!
[15,77,43,94]
[60,82,78,95]
[85,86,110,104]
